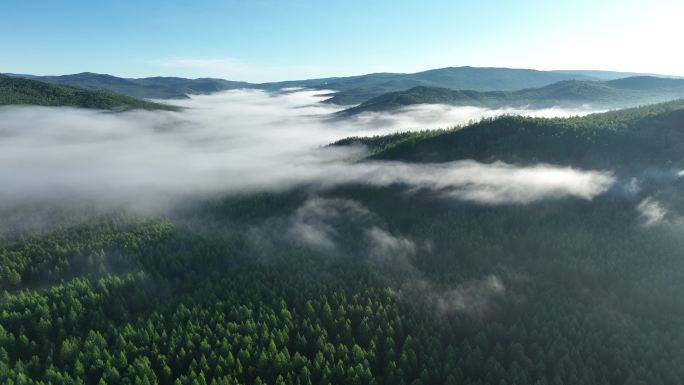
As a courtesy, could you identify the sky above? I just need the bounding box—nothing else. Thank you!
[2,0,683,82]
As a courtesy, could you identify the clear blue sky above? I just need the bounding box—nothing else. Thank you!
[3,0,682,81]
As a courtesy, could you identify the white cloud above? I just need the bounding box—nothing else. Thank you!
[637,197,668,227]
[350,104,600,136]
[151,57,253,80]
[149,57,364,82]
[404,275,506,316]
[365,227,416,264]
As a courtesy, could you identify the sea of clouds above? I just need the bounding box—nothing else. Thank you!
[0,89,612,210]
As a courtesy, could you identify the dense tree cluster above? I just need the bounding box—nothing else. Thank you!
[3,180,684,385]
[0,75,178,111]
[359,99,684,172]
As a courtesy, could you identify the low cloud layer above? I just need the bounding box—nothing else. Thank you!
[0,89,612,210]
[349,104,601,136]
[637,197,668,227]
[334,161,614,204]
[248,197,418,266]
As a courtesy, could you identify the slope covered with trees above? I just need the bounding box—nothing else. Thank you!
[335,99,684,172]
[5,73,255,100]
[4,100,684,385]
[0,75,179,111]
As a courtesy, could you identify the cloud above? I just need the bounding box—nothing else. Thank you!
[248,197,416,262]
[637,197,668,227]
[151,57,252,79]
[402,275,506,316]
[0,89,613,211]
[365,227,416,265]
[348,104,602,135]
[149,57,364,83]
[251,196,504,316]
[335,161,614,204]
[286,197,371,252]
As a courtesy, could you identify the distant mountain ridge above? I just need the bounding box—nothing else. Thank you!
[7,66,679,104]
[0,74,178,111]
[262,67,603,105]
[552,69,683,80]
[4,72,255,100]
[337,76,684,116]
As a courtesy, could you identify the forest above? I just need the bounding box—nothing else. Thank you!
[3,98,684,385]
[0,75,178,111]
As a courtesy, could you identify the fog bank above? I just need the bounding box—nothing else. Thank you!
[0,89,611,209]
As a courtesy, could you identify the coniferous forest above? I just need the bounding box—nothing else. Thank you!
[4,1,684,383]
[3,97,684,385]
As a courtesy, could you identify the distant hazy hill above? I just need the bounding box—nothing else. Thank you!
[338,76,684,116]
[261,66,605,105]
[335,98,684,171]
[552,70,683,80]
[5,72,255,99]
[0,75,178,111]
[8,67,681,105]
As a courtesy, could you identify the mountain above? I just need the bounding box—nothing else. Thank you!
[0,74,179,111]
[261,66,603,104]
[4,72,255,99]
[553,69,683,80]
[335,98,684,171]
[9,67,681,105]
[337,76,684,115]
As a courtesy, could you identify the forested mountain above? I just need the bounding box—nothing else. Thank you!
[5,72,255,99]
[338,77,684,115]
[9,67,668,104]
[0,75,179,111]
[4,99,684,385]
[335,99,684,171]
[263,67,603,105]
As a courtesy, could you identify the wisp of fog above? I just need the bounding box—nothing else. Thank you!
[0,89,612,210]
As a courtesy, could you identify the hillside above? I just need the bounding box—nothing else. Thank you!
[335,99,684,171]
[5,72,255,99]
[10,68,681,105]
[0,75,179,111]
[5,97,684,385]
[338,76,684,115]
[262,66,602,104]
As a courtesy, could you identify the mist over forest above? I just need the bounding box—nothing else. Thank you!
[0,89,608,210]
[4,79,684,385]
[3,1,684,383]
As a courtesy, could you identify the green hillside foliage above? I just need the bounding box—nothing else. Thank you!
[0,75,179,111]
[4,178,684,384]
[343,99,684,171]
[4,101,684,384]
[6,72,255,100]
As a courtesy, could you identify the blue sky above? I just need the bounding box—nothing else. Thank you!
[3,0,683,81]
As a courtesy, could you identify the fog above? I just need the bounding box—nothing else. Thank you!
[247,197,420,267]
[0,89,612,210]
[349,103,602,135]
